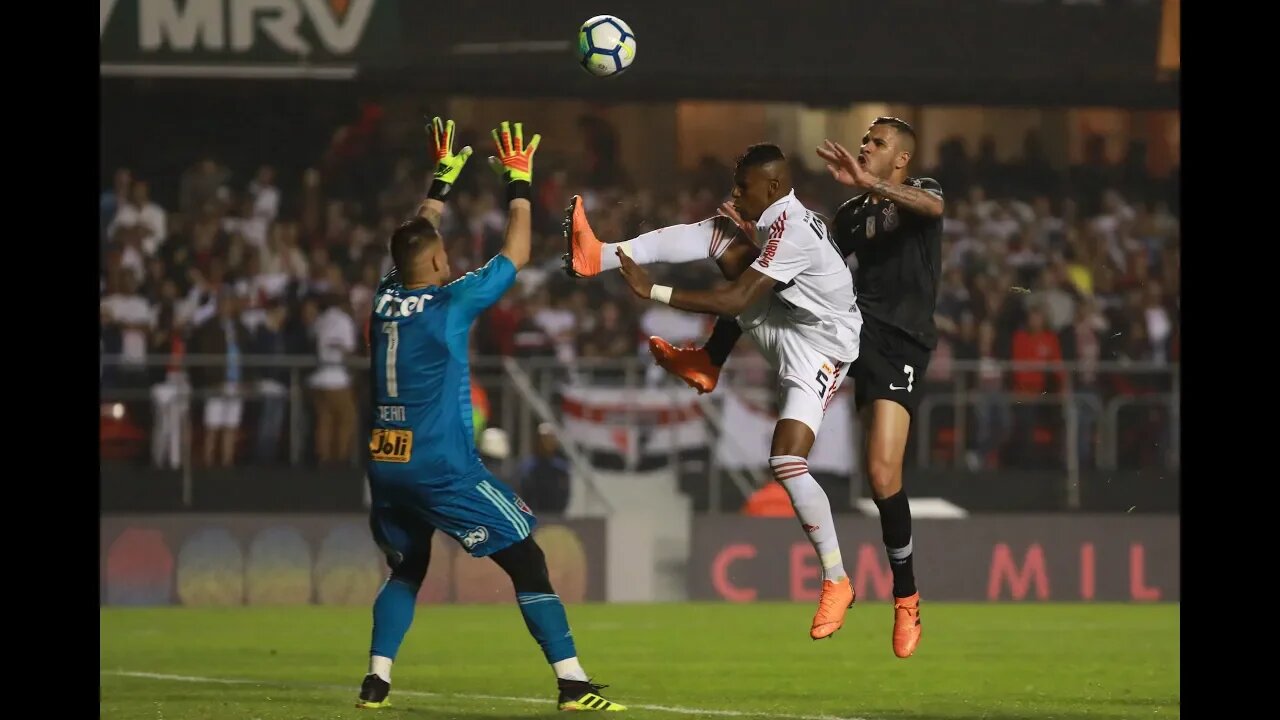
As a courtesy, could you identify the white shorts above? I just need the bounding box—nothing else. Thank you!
[743,307,854,437]
[204,383,243,429]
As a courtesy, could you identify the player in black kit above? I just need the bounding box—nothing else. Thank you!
[648,118,941,659]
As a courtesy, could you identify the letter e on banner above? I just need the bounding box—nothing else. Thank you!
[789,542,821,601]
[854,543,893,601]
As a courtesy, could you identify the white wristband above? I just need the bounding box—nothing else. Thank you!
[649,285,673,305]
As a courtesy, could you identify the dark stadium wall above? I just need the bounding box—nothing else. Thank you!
[100,465,1179,515]
[100,1,1174,108]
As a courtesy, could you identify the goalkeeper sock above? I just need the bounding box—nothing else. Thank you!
[368,577,418,675]
[599,216,738,271]
[771,456,847,582]
[368,655,393,684]
[552,657,589,683]
[517,592,580,671]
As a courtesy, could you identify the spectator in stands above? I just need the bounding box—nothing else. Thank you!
[189,290,249,468]
[479,427,512,483]
[970,319,1011,470]
[516,424,572,514]
[1009,304,1064,467]
[1060,296,1107,468]
[309,293,357,466]
[108,179,167,258]
[101,167,132,242]
[148,277,189,469]
[248,299,292,463]
[101,270,153,397]
[180,157,230,219]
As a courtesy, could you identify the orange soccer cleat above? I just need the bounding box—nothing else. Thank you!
[810,576,856,640]
[562,195,603,278]
[648,337,721,394]
[892,592,922,658]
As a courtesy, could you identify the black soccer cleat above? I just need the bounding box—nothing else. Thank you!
[557,678,626,712]
[355,673,391,709]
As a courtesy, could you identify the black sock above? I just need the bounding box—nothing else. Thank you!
[704,317,743,367]
[873,489,917,598]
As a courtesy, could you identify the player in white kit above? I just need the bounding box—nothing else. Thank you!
[564,144,862,640]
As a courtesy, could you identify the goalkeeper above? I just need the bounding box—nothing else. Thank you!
[355,117,625,713]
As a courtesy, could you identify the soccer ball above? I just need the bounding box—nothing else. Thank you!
[576,15,636,77]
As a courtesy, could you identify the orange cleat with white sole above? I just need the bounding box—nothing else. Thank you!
[892,592,922,657]
[648,337,721,394]
[810,576,856,640]
[562,195,603,278]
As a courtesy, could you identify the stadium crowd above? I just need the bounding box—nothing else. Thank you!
[99,113,1179,473]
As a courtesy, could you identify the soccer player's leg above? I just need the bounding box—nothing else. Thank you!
[852,320,927,658]
[565,198,746,279]
[647,319,736,394]
[649,237,758,393]
[359,492,436,708]
[429,475,625,711]
[490,538,625,712]
[765,329,855,639]
[563,195,605,277]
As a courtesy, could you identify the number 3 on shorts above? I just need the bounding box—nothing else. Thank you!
[890,364,915,392]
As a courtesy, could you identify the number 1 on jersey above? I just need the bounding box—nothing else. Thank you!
[382,321,399,398]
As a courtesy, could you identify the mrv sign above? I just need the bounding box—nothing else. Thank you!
[100,0,399,79]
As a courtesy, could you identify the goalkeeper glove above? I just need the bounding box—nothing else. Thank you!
[426,116,472,201]
[488,121,541,203]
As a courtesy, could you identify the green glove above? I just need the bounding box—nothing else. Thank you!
[426,116,472,201]
[488,121,541,202]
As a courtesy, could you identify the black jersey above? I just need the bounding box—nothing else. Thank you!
[832,177,944,350]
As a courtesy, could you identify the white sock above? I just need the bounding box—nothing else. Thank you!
[369,655,393,683]
[770,455,847,582]
[553,656,589,682]
[599,216,738,271]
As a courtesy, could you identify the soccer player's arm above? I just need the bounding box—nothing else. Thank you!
[443,195,529,323]
[492,120,540,270]
[635,229,811,317]
[416,116,473,228]
[499,200,533,270]
[870,177,944,218]
[447,121,541,323]
[445,192,530,321]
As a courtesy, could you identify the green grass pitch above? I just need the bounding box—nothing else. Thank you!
[101,602,1178,719]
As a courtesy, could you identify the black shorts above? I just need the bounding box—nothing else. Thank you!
[851,315,933,417]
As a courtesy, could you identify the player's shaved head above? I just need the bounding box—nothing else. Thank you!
[872,116,917,155]
[861,117,918,182]
[732,143,793,221]
[390,216,447,287]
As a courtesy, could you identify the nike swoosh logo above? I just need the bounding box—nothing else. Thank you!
[889,384,907,390]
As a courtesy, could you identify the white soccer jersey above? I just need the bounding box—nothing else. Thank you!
[737,190,862,362]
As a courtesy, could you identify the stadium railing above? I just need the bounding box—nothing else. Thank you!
[100,354,1179,511]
